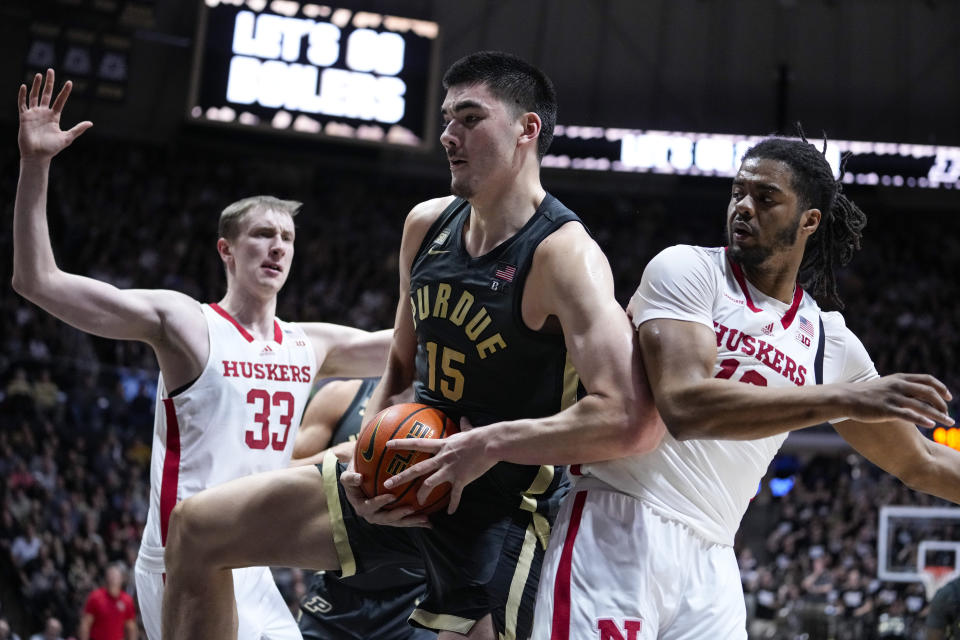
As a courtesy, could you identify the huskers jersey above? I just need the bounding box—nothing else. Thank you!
[137,303,316,572]
[578,245,878,546]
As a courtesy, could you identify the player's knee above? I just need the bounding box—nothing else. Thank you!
[165,496,216,565]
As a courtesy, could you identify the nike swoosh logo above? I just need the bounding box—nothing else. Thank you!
[427,248,450,255]
[360,414,386,461]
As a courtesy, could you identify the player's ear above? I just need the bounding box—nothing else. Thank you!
[800,208,821,239]
[216,237,232,262]
[517,111,541,151]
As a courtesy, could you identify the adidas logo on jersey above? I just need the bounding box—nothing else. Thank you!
[761,322,775,335]
[260,345,275,356]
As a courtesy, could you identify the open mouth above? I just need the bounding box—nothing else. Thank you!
[262,263,283,273]
[731,221,753,240]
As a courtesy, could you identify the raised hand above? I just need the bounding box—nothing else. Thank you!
[18,69,92,161]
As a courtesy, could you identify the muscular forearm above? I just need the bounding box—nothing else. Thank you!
[902,439,960,504]
[483,392,663,465]
[11,158,59,295]
[658,379,852,441]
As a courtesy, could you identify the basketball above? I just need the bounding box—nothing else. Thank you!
[353,403,459,515]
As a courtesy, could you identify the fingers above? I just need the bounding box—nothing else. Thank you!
[18,84,27,113]
[383,458,437,489]
[340,469,362,486]
[897,379,953,423]
[40,69,55,108]
[65,121,93,146]
[447,484,463,514]
[51,79,72,115]
[901,373,953,402]
[900,401,953,428]
[385,437,441,453]
[28,73,42,109]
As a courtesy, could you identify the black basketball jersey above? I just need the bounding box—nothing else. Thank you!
[329,377,379,447]
[409,194,582,509]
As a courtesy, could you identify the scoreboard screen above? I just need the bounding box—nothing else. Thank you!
[188,1,440,149]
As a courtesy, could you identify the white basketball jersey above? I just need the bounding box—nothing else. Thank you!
[137,303,316,572]
[578,245,877,546]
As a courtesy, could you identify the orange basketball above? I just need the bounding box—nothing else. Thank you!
[353,403,459,515]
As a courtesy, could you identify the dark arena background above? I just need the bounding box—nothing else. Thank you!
[1,1,960,638]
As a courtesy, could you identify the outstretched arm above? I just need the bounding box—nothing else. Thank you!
[637,317,953,440]
[300,325,392,379]
[12,70,206,388]
[835,418,960,504]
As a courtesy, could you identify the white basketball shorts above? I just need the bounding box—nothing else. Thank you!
[531,485,747,640]
[134,562,302,640]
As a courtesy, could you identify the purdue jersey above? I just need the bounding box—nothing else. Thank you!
[409,195,581,505]
[137,303,316,572]
[328,377,378,449]
[578,245,878,546]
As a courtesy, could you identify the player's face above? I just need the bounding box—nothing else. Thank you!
[228,207,295,295]
[439,82,525,199]
[727,157,804,267]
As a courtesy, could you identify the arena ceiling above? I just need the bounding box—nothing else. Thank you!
[0,0,957,147]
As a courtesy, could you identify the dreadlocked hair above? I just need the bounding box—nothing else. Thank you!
[743,130,867,309]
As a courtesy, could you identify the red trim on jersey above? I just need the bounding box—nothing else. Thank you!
[209,303,284,344]
[159,398,181,546]
[727,253,804,325]
[209,303,255,342]
[569,464,582,476]
[551,491,588,640]
[779,285,805,330]
[727,258,763,313]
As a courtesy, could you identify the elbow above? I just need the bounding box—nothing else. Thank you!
[620,401,667,455]
[655,400,707,442]
[895,450,938,494]
[11,270,46,301]
[11,272,27,296]
[657,400,703,442]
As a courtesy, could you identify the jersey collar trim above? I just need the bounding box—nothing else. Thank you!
[209,303,283,344]
[726,251,803,329]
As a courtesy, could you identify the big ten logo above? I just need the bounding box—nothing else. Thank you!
[933,427,960,452]
[386,421,431,475]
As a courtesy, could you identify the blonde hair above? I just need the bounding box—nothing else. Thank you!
[218,195,302,240]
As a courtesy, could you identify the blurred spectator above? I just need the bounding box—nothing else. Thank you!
[0,618,22,640]
[27,617,62,640]
[77,563,136,640]
[10,523,41,570]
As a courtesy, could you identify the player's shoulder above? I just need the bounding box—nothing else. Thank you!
[534,220,610,288]
[401,195,459,252]
[405,195,458,229]
[819,309,855,338]
[644,244,722,281]
[651,243,721,266]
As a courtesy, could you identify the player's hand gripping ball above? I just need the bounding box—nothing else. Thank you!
[353,403,459,515]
